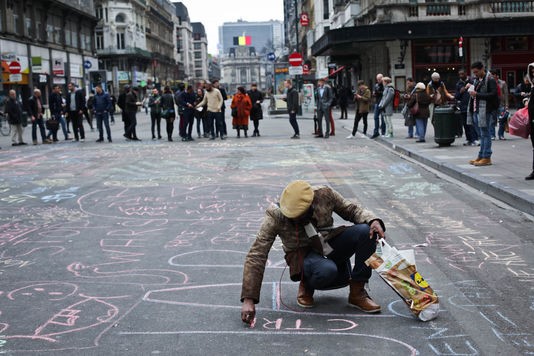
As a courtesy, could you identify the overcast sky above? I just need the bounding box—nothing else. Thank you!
[176,0,284,54]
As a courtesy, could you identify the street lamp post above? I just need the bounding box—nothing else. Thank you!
[294,0,302,115]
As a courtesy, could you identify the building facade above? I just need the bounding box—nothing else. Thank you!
[221,46,262,95]
[173,2,194,82]
[219,20,284,56]
[146,0,177,86]
[311,0,534,99]
[191,22,209,81]
[95,0,177,92]
[0,0,98,105]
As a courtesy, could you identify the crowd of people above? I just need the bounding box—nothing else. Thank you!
[339,61,533,179]
[2,61,533,179]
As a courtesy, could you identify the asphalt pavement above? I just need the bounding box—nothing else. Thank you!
[0,107,533,355]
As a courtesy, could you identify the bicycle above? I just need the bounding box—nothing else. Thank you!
[0,112,11,136]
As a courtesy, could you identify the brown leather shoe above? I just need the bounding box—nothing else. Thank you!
[297,280,314,308]
[473,158,492,166]
[469,157,482,165]
[348,281,381,313]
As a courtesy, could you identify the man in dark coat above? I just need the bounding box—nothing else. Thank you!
[5,90,26,146]
[48,84,67,142]
[117,85,130,136]
[247,83,264,137]
[65,82,87,142]
[124,86,141,141]
[284,79,300,139]
[27,88,51,145]
[93,84,113,143]
[315,78,334,138]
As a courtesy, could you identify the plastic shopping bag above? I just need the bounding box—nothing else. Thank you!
[509,107,531,139]
[366,239,439,321]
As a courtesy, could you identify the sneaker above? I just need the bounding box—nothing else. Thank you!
[80,139,85,142]
[108,139,112,143]
[291,134,300,139]
[19,142,27,145]
[33,140,38,145]
[96,139,104,143]
[474,140,480,146]
[370,133,379,139]
[346,134,355,139]
[12,143,19,146]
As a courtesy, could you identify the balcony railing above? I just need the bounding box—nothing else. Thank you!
[491,1,534,13]
[427,4,451,16]
[97,47,152,58]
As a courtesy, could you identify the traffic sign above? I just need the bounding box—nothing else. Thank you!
[9,74,22,82]
[84,60,92,69]
[9,61,21,74]
[267,52,276,62]
[289,52,303,67]
[300,13,309,27]
[289,66,303,76]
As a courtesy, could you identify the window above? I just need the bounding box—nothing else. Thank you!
[194,52,202,59]
[506,37,528,51]
[116,13,126,23]
[96,30,104,49]
[105,8,108,22]
[195,60,203,68]
[323,0,329,19]
[117,31,125,49]
[194,43,201,50]
[25,16,31,37]
[95,6,103,20]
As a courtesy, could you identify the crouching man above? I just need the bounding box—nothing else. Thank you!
[240,180,386,325]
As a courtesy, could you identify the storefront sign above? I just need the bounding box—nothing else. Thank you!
[9,74,22,82]
[32,56,42,72]
[289,66,303,76]
[394,64,405,69]
[53,76,66,85]
[117,71,130,83]
[53,58,64,76]
[1,53,16,62]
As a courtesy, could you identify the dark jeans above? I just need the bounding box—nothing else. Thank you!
[460,111,477,143]
[303,224,375,290]
[352,112,368,135]
[207,111,223,138]
[96,112,112,140]
[151,112,161,138]
[339,104,348,119]
[289,112,299,135]
[252,119,260,133]
[69,111,85,140]
[316,108,330,135]
[178,113,186,138]
[32,116,47,142]
[217,108,227,136]
[122,111,130,135]
[373,104,385,135]
[184,111,195,138]
[125,112,137,139]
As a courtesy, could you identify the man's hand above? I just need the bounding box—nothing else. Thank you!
[241,298,256,325]
[369,220,385,240]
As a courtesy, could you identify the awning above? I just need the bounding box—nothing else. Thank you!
[312,17,534,57]
[325,65,346,79]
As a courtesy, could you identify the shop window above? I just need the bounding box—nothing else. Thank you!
[506,37,528,51]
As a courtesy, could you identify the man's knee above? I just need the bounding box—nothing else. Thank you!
[309,263,338,290]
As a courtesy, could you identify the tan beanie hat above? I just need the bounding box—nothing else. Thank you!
[279,180,314,218]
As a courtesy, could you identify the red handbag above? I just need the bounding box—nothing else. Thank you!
[508,107,531,139]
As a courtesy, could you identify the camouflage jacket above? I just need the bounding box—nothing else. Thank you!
[240,185,383,303]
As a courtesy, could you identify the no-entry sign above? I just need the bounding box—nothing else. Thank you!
[9,61,21,74]
[289,52,303,67]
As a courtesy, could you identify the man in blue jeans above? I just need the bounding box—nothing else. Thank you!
[371,73,385,138]
[241,181,386,325]
[467,61,499,166]
[93,84,113,143]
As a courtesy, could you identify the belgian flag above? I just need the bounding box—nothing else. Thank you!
[233,36,252,46]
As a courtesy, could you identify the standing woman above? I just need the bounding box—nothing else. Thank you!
[160,86,176,141]
[230,87,252,138]
[247,83,264,137]
[408,82,432,143]
[526,62,534,180]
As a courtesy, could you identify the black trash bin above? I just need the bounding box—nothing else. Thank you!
[432,105,456,147]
